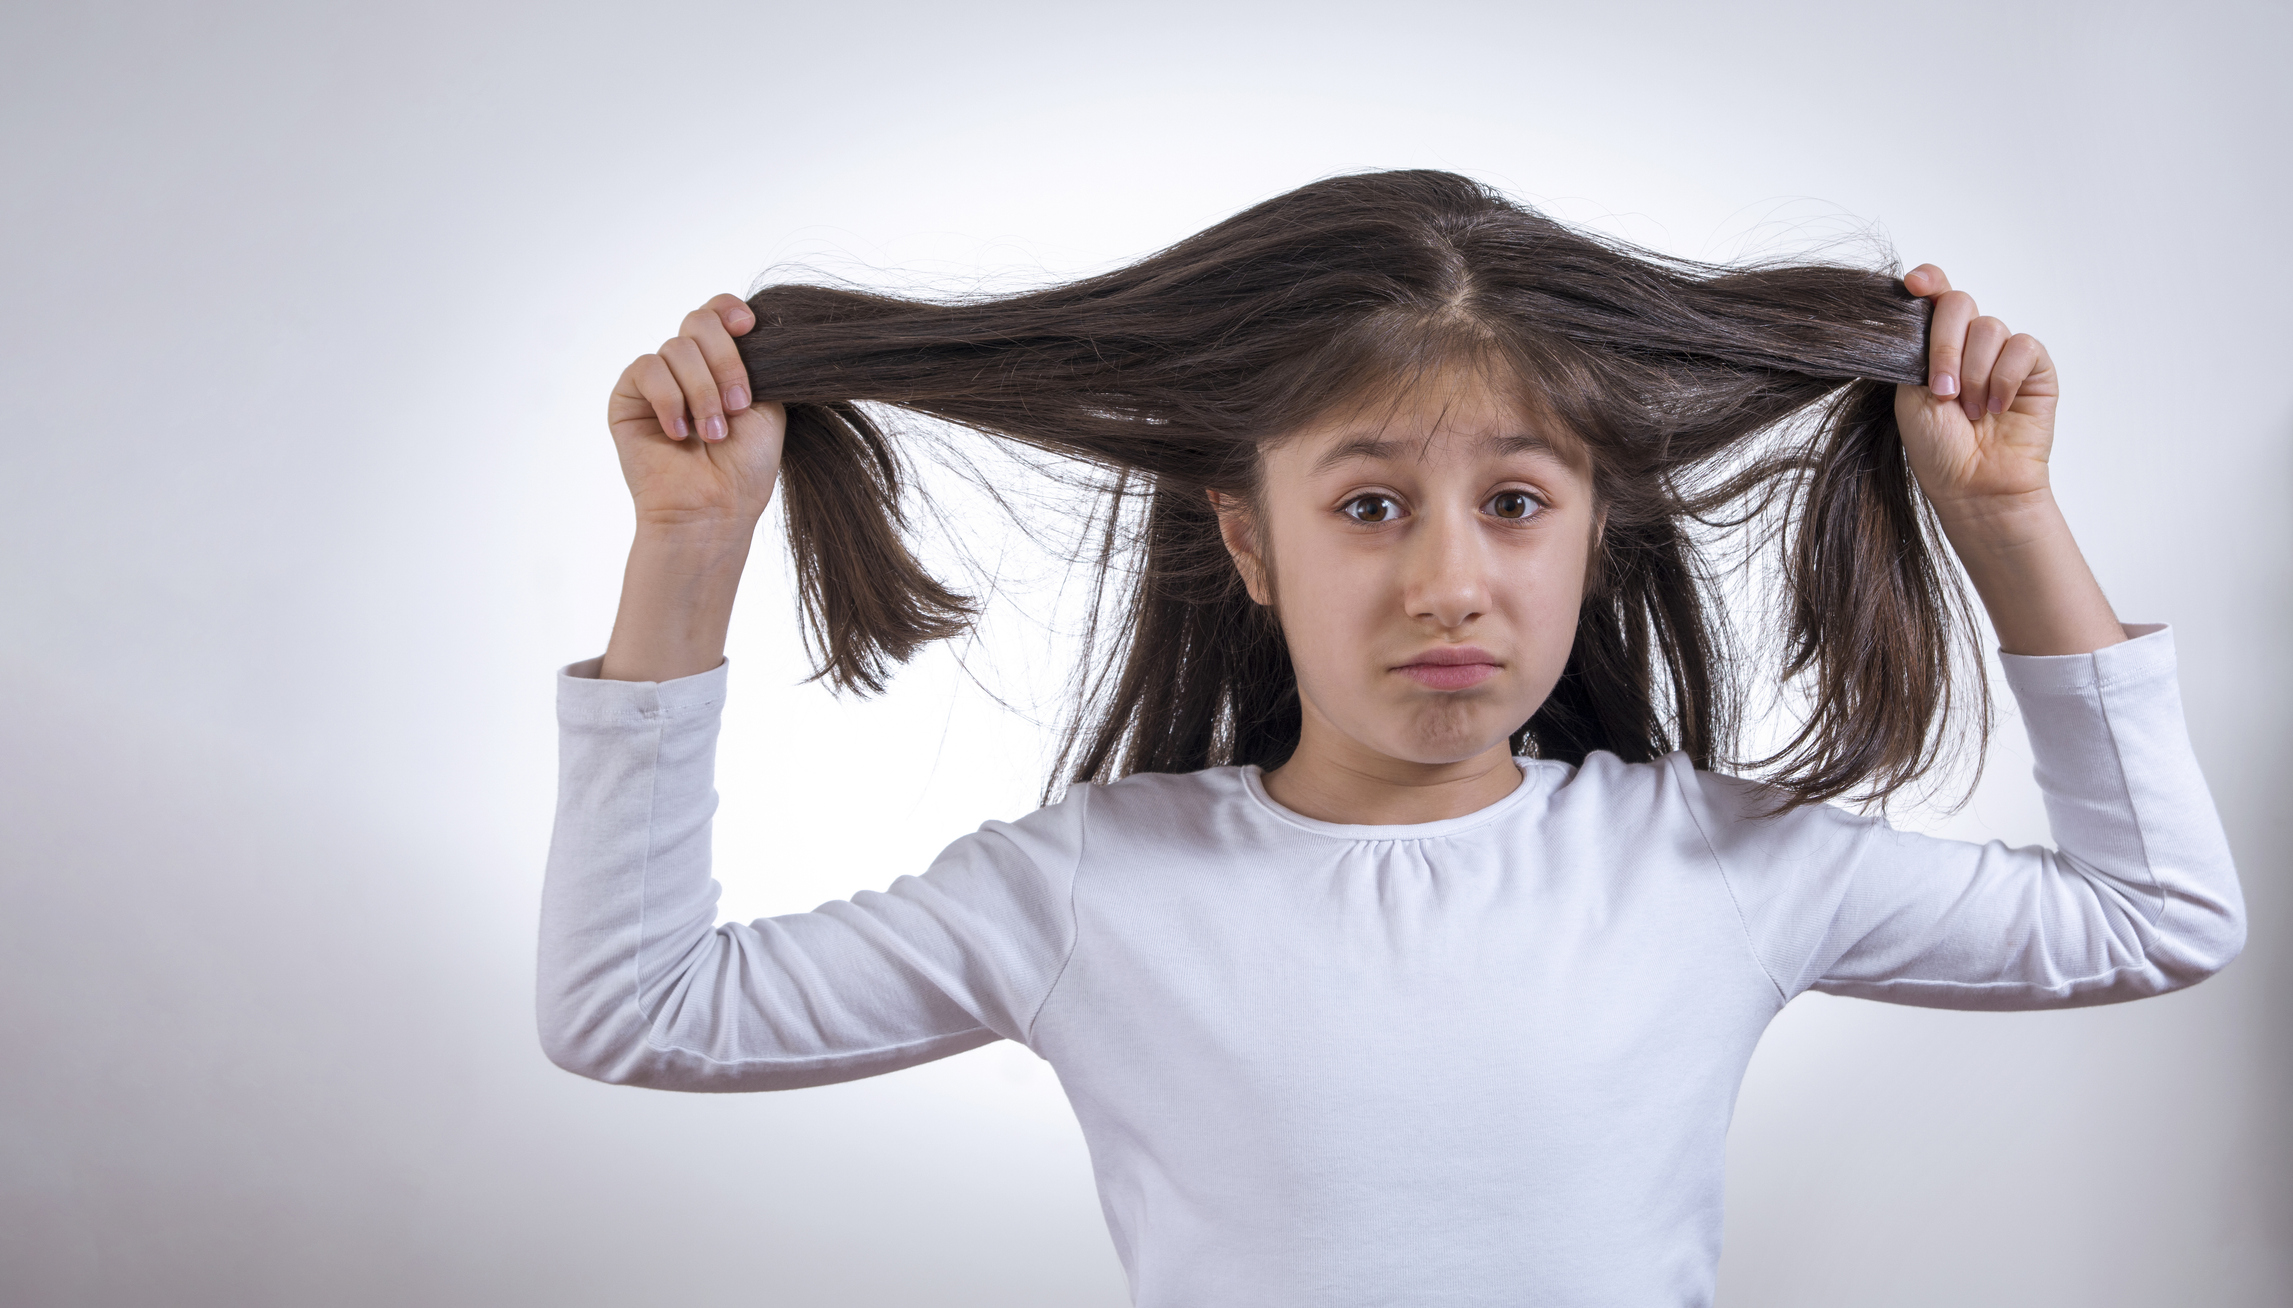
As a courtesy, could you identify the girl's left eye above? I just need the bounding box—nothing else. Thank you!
[1486,490,1541,520]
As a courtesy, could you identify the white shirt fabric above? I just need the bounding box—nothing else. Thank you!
[536,622,2243,1308]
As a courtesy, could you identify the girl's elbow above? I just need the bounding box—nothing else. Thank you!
[2157,883,2247,990]
[2191,900,2248,980]
[534,979,652,1084]
[536,1008,624,1083]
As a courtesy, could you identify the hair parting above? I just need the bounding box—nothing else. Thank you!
[734,169,1988,812]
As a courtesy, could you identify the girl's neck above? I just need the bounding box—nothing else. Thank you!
[1259,729,1525,827]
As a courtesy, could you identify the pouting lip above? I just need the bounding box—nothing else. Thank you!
[1393,645,1501,669]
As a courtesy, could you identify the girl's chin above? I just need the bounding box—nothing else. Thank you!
[1361,718,1524,768]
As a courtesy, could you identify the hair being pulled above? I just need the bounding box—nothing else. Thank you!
[733,168,1986,811]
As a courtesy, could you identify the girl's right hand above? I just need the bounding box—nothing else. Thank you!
[606,293,786,530]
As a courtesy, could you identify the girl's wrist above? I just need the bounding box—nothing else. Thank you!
[632,508,765,551]
[1928,487,2124,656]
[598,526,756,683]
[1928,485,2066,558]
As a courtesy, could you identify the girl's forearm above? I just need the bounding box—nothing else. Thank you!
[1932,489,2126,657]
[597,519,760,683]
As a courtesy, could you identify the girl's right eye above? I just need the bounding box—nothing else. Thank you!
[1342,494,1401,524]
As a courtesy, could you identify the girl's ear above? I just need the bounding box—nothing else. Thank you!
[1206,489,1272,606]
[1583,506,1610,597]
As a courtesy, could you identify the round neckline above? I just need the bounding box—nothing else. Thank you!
[1238,756,1549,840]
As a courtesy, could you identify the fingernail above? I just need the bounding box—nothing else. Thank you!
[1931,372,1958,397]
[725,384,749,411]
[671,416,689,439]
[1961,398,1982,422]
[702,414,726,441]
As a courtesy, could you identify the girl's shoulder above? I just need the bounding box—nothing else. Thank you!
[1552,749,1888,850]
[966,764,1250,863]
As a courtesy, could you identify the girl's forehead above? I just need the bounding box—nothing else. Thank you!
[1290,350,1578,437]
[1271,377,1591,477]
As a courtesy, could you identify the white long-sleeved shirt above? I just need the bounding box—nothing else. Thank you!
[536,623,2243,1308]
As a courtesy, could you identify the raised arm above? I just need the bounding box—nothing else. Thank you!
[536,296,1082,1089]
[1694,623,2244,1009]
[1691,268,2244,1009]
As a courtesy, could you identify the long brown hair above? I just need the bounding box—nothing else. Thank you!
[734,169,1985,811]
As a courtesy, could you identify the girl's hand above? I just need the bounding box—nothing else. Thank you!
[1890,264,2122,656]
[606,293,786,530]
[1893,264,2059,515]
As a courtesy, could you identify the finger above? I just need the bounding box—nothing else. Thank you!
[702,291,755,337]
[660,336,727,441]
[627,353,689,440]
[1987,333,2047,414]
[1957,316,2009,423]
[1905,263,1953,299]
[1924,289,1978,399]
[680,305,753,415]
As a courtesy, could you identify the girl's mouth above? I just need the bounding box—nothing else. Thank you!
[1394,647,1501,690]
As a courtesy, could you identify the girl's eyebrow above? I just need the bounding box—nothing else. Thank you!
[1309,432,1567,474]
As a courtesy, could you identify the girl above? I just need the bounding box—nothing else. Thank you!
[538,170,2243,1307]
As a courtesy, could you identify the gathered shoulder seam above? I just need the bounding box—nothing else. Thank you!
[1024,783,1092,1047]
[1665,754,1790,1008]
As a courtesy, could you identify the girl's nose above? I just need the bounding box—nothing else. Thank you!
[1402,506,1491,629]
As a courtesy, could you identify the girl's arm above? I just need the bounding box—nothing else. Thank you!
[539,655,1086,1087]
[536,297,1083,1088]
[1690,623,2244,1008]
[1687,268,2242,1008]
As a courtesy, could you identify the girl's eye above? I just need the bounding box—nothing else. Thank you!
[1487,490,1540,520]
[1343,494,1401,524]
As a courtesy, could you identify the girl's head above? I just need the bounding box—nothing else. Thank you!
[1210,359,1601,777]
[734,169,1980,809]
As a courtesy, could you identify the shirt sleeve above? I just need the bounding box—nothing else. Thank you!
[1682,623,2246,1010]
[535,657,1087,1091]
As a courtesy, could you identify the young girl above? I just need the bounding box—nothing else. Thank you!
[538,170,2244,1307]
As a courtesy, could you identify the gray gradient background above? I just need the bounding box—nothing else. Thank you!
[2,2,2286,1304]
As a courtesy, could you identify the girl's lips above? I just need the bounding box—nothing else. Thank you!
[1395,651,1501,690]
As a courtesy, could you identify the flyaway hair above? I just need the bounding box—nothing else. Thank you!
[732,169,1986,811]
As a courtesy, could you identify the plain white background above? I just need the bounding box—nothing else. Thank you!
[2,2,2285,1304]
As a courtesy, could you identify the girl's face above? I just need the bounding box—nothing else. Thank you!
[1216,371,1599,772]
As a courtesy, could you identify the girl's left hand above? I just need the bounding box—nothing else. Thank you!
[1893,264,2059,513]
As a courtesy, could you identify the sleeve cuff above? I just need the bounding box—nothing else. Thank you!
[1996,622,2173,699]
[555,656,730,729]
